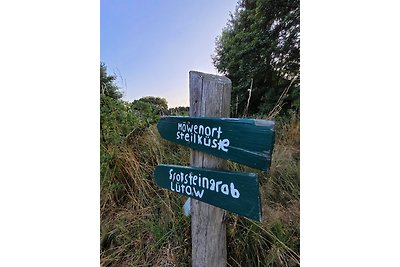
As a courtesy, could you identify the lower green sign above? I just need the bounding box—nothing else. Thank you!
[154,164,262,221]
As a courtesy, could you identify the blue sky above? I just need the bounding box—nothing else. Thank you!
[101,0,238,107]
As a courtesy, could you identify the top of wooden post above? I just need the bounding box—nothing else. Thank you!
[189,71,232,118]
[189,71,231,85]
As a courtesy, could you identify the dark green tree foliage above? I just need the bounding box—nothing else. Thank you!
[213,0,299,117]
[100,62,123,100]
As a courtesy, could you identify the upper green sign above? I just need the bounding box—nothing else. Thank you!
[154,164,261,221]
[157,116,275,170]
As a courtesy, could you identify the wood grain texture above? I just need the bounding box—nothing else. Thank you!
[190,71,230,267]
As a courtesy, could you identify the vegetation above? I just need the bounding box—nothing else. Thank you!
[166,106,190,116]
[101,0,300,266]
[101,62,123,100]
[100,63,299,266]
[213,0,299,117]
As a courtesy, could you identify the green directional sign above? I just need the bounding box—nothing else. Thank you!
[154,164,262,221]
[157,116,275,171]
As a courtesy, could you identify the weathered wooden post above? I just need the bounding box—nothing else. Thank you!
[189,71,231,267]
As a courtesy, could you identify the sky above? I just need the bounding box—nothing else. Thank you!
[101,0,238,108]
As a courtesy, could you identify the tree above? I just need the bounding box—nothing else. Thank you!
[213,0,299,117]
[100,62,123,100]
[136,96,168,115]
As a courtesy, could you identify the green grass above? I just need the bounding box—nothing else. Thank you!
[100,115,300,266]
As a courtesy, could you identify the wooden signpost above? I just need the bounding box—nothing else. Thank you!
[157,116,275,171]
[154,164,262,221]
[153,71,276,267]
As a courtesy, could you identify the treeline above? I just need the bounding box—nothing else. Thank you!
[213,0,299,117]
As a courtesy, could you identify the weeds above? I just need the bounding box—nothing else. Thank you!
[100,113,299,266]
